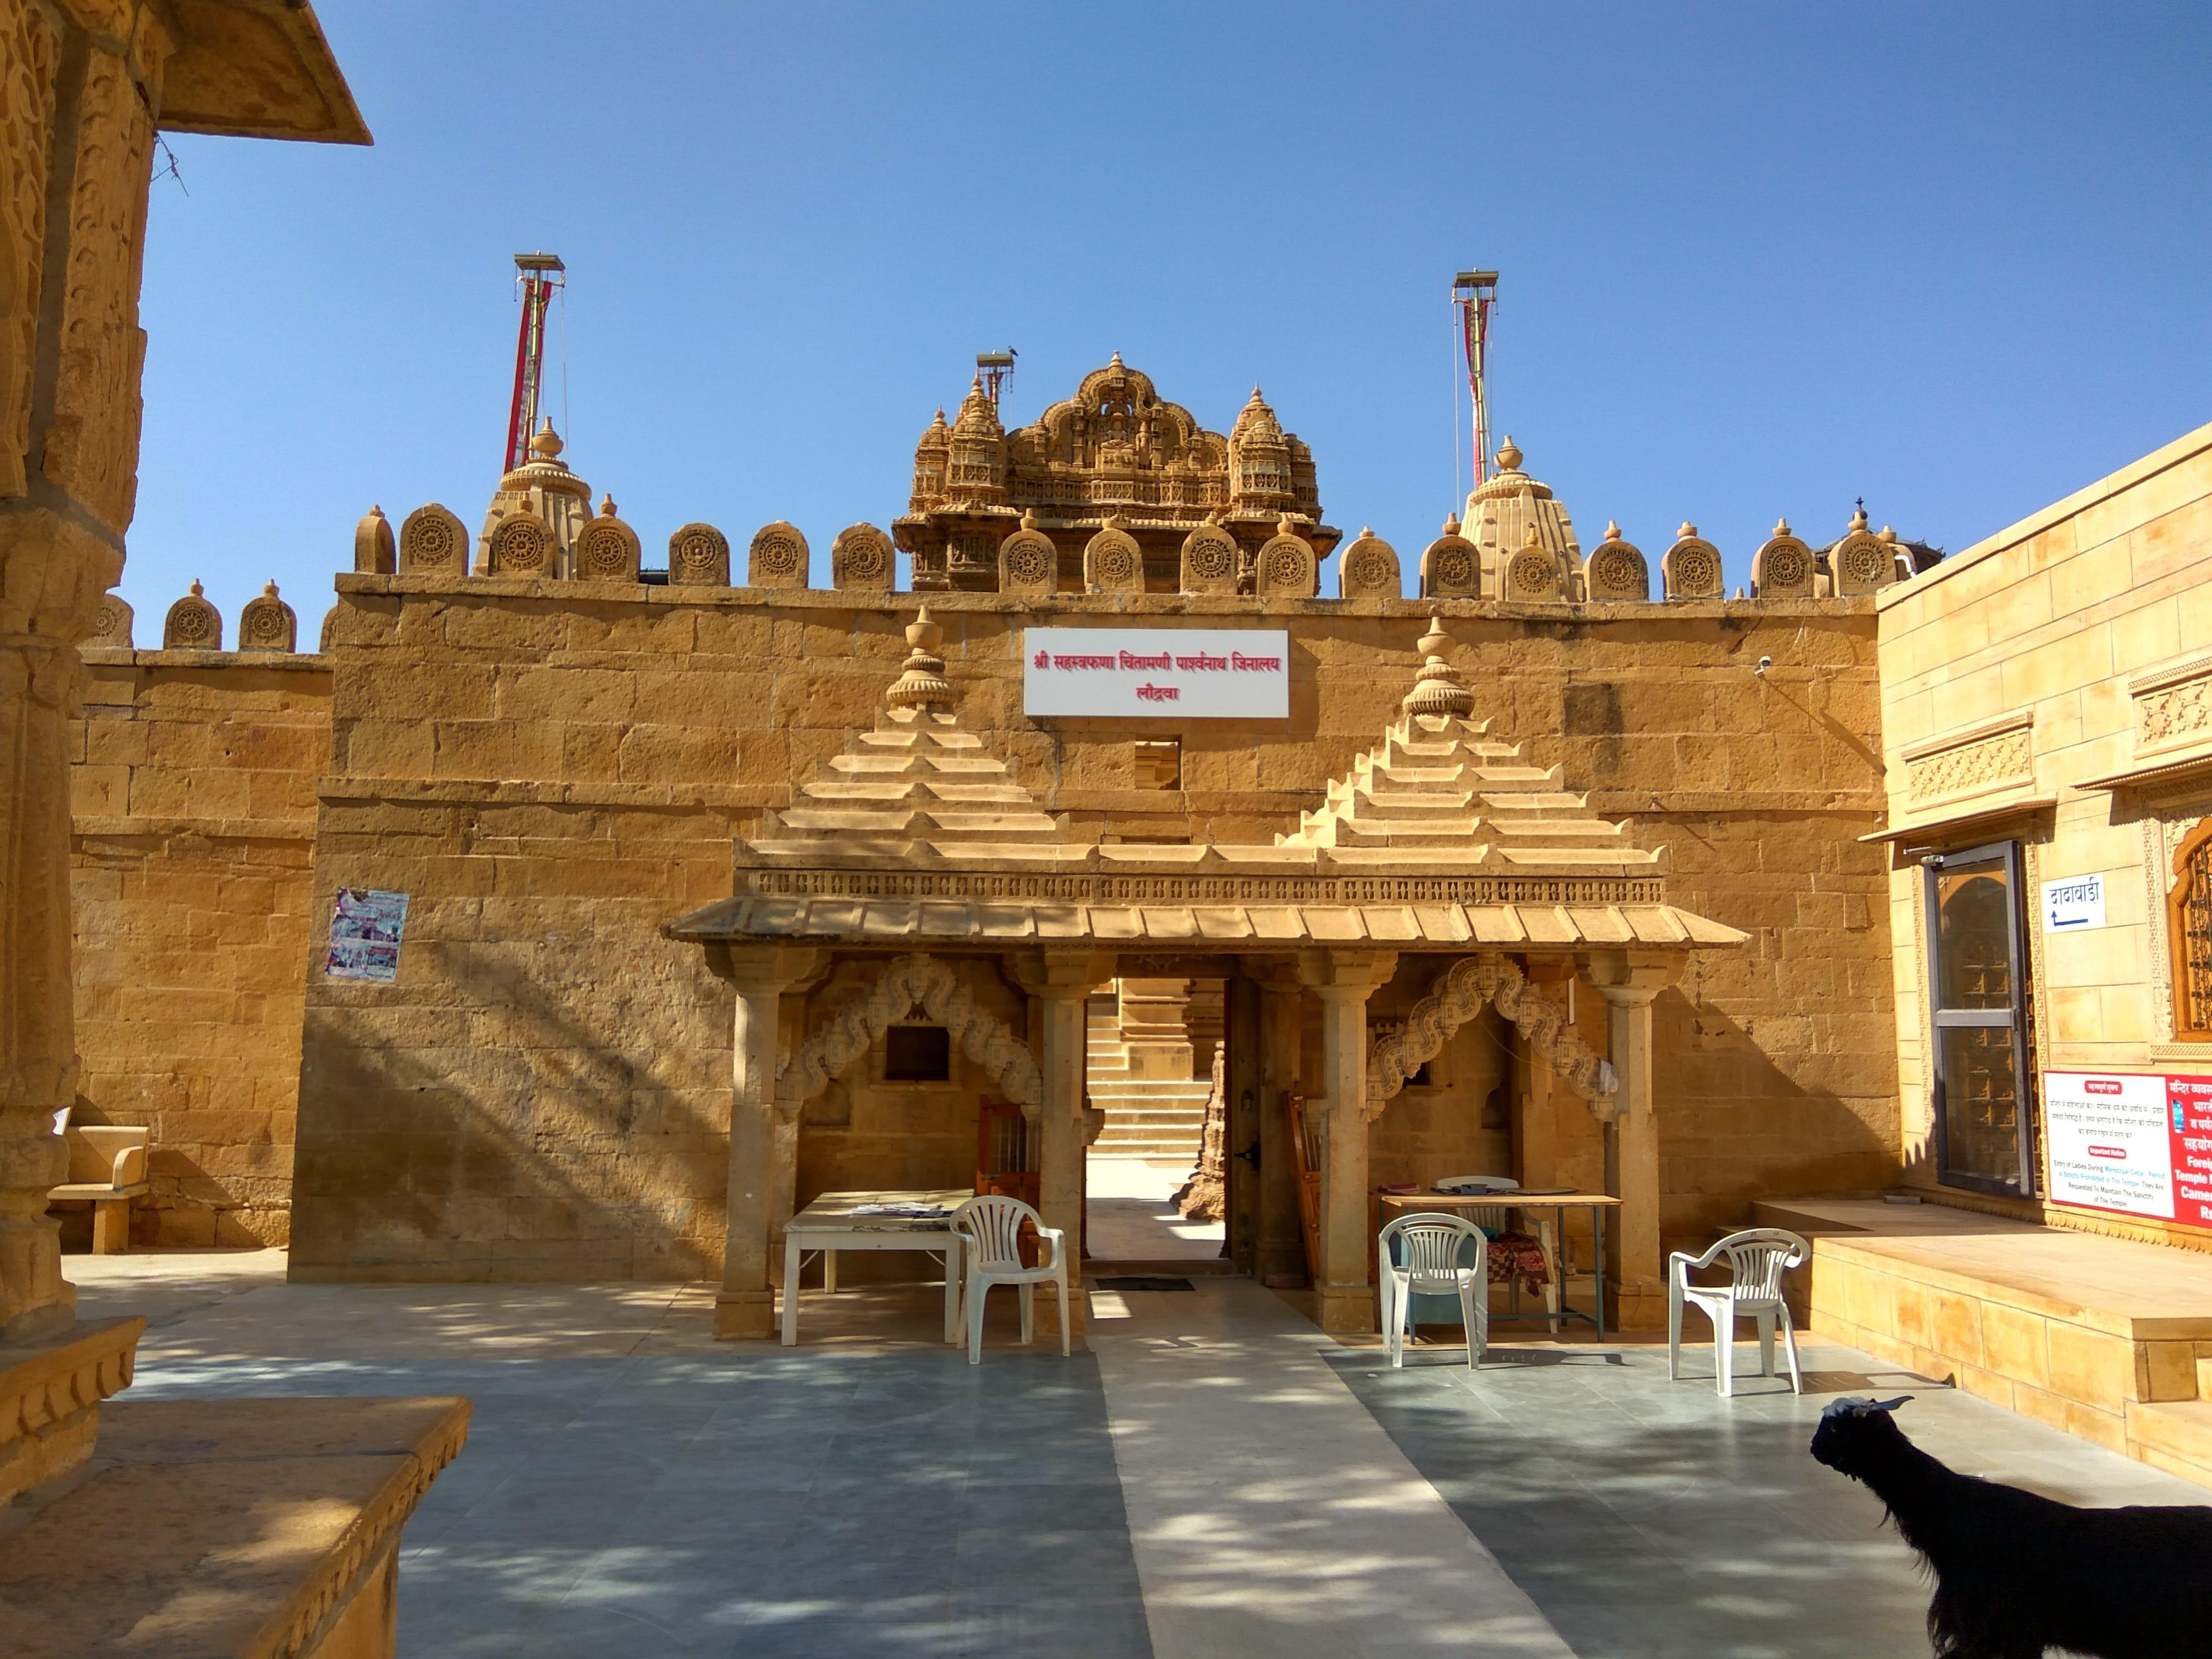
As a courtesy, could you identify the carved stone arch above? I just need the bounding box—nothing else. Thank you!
[1365,953,1620,1122]
[777,953,1043,1119]
[575,498,642,581]
[398,503,468,574]
[832,522,893,591]
[748,520,809,589]
[1254,522,1316,598]
[238,581,298,651]
[1336,529,1400,601]
[1084,521,1143,594]
[669,522,732,586]
[488,509,555,577]
[1751,521,1815,598]
[1661,525,1723,600]
[1421,521,1481,599]
[88,594,134,648]
[1582,528,1649,602]
[999,517,1058,596]
[1179,521,1238,594]
[162,582,221,650]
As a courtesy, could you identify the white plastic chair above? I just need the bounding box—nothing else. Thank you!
[949,1194,1070,1365]
[1669,1227,1809,1397]
[1378,1212,1487,1370]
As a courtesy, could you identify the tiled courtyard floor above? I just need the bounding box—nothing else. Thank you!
[68,1251,2212,1658]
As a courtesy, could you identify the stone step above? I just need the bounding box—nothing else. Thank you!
[2125,1401,2212,1491]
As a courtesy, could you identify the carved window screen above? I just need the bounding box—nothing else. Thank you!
[2173,820,2212,1041]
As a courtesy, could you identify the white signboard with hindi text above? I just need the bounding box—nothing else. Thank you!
[1023,628,1289,719]
[2044,1071,2174,1218]
[2042,872,2106,932]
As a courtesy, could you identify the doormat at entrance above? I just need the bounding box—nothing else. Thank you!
[1094,1276,1196,1292]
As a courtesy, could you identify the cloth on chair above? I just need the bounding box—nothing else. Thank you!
[1485,1232,1550,1297]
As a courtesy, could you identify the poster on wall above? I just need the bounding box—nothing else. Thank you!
[1023,628,1289,718]
[2045,1070,2212,1225]
[325,888,410,983]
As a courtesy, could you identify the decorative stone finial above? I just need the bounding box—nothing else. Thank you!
[1877,525,1898,543]
[1605,520,1622,541]
[1442,514,1461,534]
[1110,350,1124,366]
[599,494,618,517]
[190,579,204,597]
[530,419,564,460]
[263,580,279,598]
[1678,522,1698,540]
[1522,523,1544,548]
[1849,505,1869,532]
[1020,507,1038,530]
[885,605,955,712]
[1495,436,1523,472]
[1279,514,1301,536]
[1773,516,1791,537]
[1402,614,1475,720]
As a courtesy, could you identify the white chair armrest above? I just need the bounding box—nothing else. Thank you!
[1035,1225,1066,1271]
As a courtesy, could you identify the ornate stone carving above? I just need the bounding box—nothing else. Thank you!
[162,580,221,650]
[1662,523,1723,600]
[747,520,809,589]
[1179,519,1239,595]
[1420,517,1482,600]
[0,0,58,499]
[998,511,1058,597]
[779,953,1042,1119]
[1366,953,1619,1121]
[1336,527,1400,600]
[238,580,297,652]
[832,521,894,591]
[1461,438,1582,598]
[2133,655,2212,753]
[1906,724,2033,804]
[1831,507,1895,594]
[1254,518,1316,599]
[397,503,467,574]
[1751,518,1815,598]
[669,521,732,586]
[1084,518,1143,594]
[573,495,641,581]
[487,509,554,577]
[1582,521,1649,601]
[352,505,395,575]
[87,593,132,648]
[1502,525,1563,601]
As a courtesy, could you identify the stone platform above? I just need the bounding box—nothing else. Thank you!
[0,1395,470,1657]
[1758,1196,2212,1486]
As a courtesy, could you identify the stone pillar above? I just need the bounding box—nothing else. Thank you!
[1015,950,1113,1335]
[1254,962,1305,1286]
[1,4,175,1346]
[1115,977,1195,1079]
[1583,951,1675,1332]
[1299,950,1397,1333]
[707,946,817,1339]
[1223,973,1261,1273]
[1513,965,1568,1191]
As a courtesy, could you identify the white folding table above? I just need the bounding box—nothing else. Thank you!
[779,1188,970,1347]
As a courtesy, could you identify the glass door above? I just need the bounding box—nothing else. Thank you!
[1925,842,2036,1196]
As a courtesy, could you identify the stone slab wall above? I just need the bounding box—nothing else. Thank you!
[69,649,330,1246]
[265,579,1893,1279]
[1876,420,2212,1246]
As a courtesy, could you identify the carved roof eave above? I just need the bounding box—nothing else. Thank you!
[893,509,1342,552]
[668,837,1743,953]
[663,890,1745,954]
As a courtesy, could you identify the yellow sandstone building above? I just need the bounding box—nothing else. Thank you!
[46,280,2212,1483]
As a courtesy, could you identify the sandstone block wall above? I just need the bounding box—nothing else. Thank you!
[271,579,1894,1279]
[70,648,331,1246]
[1877,420,2212,1247]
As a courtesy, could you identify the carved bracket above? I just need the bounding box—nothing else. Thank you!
[1364,952,1620,1123]
[776,952,1042,1119]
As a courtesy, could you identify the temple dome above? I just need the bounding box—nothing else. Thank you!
[1460,435,1580,597]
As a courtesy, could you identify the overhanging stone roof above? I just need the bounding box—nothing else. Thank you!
[664,611,1746,955]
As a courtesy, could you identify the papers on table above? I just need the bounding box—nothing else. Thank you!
[847,1202,951,1219]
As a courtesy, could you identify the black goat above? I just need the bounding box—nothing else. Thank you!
[1810,1395,2212,1658]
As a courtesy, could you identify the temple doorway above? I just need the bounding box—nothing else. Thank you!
[1084,977,1232,1267]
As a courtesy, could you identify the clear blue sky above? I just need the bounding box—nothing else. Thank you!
[130,2,2212,629]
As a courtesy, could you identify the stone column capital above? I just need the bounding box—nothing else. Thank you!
[1576,949,1678,1004]
[1008,948,1116,1000]
[1296,949,1398,996]
[703,944,823,995]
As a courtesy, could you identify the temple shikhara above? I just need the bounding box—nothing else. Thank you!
[5,17,2212,1637]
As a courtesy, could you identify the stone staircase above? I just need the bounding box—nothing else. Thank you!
[1087,1005,1213,1167]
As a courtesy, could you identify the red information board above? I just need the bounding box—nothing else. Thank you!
[2046,1070,2212,1225]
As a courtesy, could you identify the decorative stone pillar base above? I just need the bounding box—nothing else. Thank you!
[713,1290,775,1341]
[0,1316,144,1508]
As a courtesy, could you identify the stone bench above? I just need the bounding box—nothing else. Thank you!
[46,1121,150,1255]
